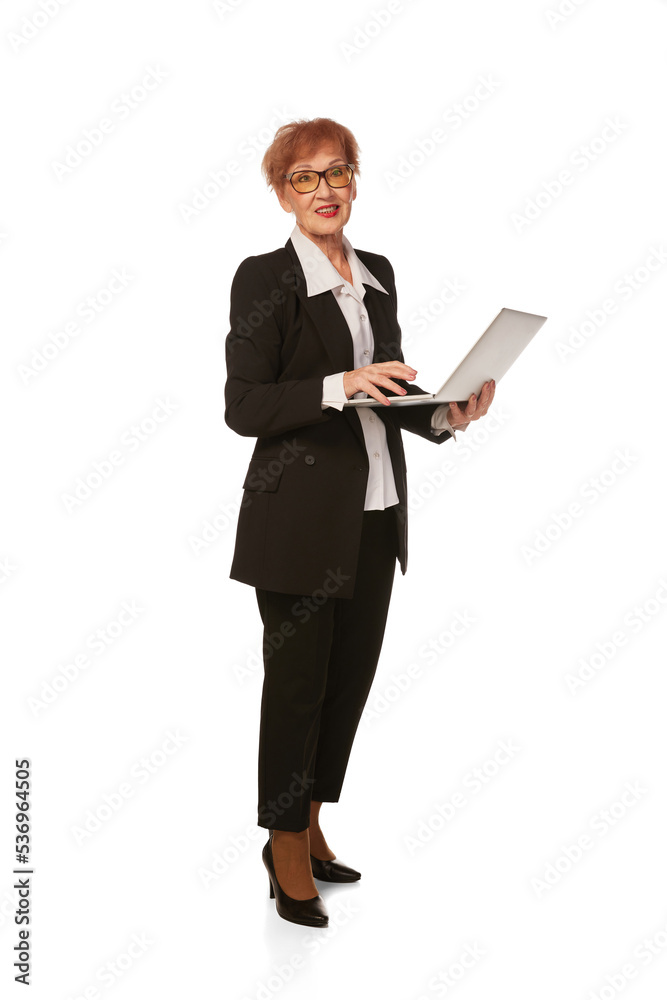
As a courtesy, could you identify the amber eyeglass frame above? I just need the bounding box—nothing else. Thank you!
[283,163,355,193]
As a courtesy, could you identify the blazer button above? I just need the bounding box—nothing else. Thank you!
[305,455,315,465]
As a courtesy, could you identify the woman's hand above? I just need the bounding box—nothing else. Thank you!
[446,380,495,430]
[343,361,418,405]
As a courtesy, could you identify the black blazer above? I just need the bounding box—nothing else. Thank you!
[224,237,452,599]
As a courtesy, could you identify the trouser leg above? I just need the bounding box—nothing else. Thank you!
[255,506,398,830]
[255,585,335,832]
[311,507,397,803]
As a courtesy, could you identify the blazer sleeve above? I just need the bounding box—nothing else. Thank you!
[224,256,333,439]
[379,257,453,445]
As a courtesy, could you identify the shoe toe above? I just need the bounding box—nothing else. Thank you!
[310,855,361,882]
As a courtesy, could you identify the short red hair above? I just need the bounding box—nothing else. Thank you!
[261,117,361,192]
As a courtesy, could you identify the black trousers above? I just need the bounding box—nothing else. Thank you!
[255,506,398,832]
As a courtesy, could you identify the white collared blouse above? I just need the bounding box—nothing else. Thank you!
[289,223,461,511]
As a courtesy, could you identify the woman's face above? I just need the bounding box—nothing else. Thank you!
[276,144,356,240]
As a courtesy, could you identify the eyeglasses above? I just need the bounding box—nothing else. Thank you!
[283,163,355,194]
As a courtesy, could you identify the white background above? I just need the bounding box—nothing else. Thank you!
[2,0,667,997]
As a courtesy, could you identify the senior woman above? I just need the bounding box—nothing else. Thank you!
[224,117,494,927]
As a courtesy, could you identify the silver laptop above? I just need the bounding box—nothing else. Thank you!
[344,307,548,407]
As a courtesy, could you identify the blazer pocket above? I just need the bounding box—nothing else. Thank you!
[242,457,284,494]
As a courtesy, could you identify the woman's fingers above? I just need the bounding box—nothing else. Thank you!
[352,366,413,401]
[465,381,495,416]
[449,381,496,423]
[351,367,499,412]
[448,401,464,424]
[362,377,408,404]
[373,362,417,379]
[476,380,495,413]
[346,362,416,395]
[374,375,408,392]
[361,381,393,405]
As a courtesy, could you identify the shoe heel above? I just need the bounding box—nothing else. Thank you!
[268,876,275,899]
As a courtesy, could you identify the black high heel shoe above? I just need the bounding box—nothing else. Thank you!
[310,854,361,883]
[262,832,329,928]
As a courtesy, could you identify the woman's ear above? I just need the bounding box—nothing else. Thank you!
[275,184,294,214]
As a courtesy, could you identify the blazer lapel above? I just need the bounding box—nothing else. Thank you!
[284,238,366,449]
[362,283,407,448]
[284,238,354,373]
[362,284,401,363]
[298,291,356,373]
[284,238,405,453]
